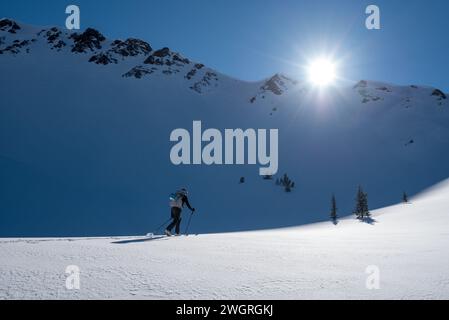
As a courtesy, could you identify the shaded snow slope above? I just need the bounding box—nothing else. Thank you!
[1,179,449,299]
[1,19,449,236]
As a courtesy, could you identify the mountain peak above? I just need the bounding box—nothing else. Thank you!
[0,18,21,33]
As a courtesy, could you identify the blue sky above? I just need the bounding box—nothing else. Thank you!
[1,0,449,90]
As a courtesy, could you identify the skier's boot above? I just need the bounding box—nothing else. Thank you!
[165,229,172,237]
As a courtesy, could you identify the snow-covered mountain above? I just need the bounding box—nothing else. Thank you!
[1,18,449,236]
[2,177,449,299]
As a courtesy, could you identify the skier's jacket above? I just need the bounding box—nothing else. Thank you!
[169,192,194,210]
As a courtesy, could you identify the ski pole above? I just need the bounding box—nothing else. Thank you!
[184,210,194,236]
[155,217,172,233]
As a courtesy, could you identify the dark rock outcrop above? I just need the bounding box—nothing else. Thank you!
[122,65,157,79]
[185,63,205,80]
[432,89,447,100]
[42,27,66,50]
[89,38,151,65]
[0,39,30,55]
[190,71,218,93]
[0,19,21,34]
[89,52,117,65]
[110,38,152,57]
[152,47,170,57]
[144,47,190,67]
[261,74,296,95]
[70,28,105,53]
[185,68,197,80]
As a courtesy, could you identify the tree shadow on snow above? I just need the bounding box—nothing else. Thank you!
[358,217,377,225]
[111,236,168,244]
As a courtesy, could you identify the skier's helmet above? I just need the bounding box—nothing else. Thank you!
[179,188,188,196]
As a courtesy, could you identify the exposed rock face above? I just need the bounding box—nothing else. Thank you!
[88,38,152,65]
[42,27,66,50]
[190,71,219,93]
[261,74,296,95]
[249,74,297,103]
[0,19,221,94]
[70,28,105,53]
[110,38,152,57]
[185,68,197,80]
[0,20,32,55]
[143,47,189,66]
[89,52,117,65]
[0,39,30,55]
[122,65,157,79]
[432,89,447,100]
[124,47,192,78]
[152,47,170,57]
[185,63,205,80]
[172,53,190,65]
[0,19,21,33]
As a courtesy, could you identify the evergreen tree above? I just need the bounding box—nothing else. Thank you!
[279,173,295,192]
[354,186,363,219]
[402,192,408,203]
[330,194,338,224]
[363,191,370,219]
[354,186,370,220]
[239,176,245,184]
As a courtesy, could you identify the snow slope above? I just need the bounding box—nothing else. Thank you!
[1,19,449,236]
[1,179,449,299]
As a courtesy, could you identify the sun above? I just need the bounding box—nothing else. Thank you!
[307,58,336,86]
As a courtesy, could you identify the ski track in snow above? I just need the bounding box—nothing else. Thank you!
[1,180,449,299]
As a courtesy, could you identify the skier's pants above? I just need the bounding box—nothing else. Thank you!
[167,207,182,234]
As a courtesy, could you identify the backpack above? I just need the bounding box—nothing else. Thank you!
[169,192,183,208]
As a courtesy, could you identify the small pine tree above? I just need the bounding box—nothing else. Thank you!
[330,194,338,224]
[364,193,370,219]
[239,176,245,184]
[354,186,370,220]
[354,186,363,219]
[402,192,408,203]
[279,173,295,192]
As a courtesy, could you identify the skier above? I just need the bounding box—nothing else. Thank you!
[165,188,195,236]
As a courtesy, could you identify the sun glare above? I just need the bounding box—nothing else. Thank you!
[307,58,336,86]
